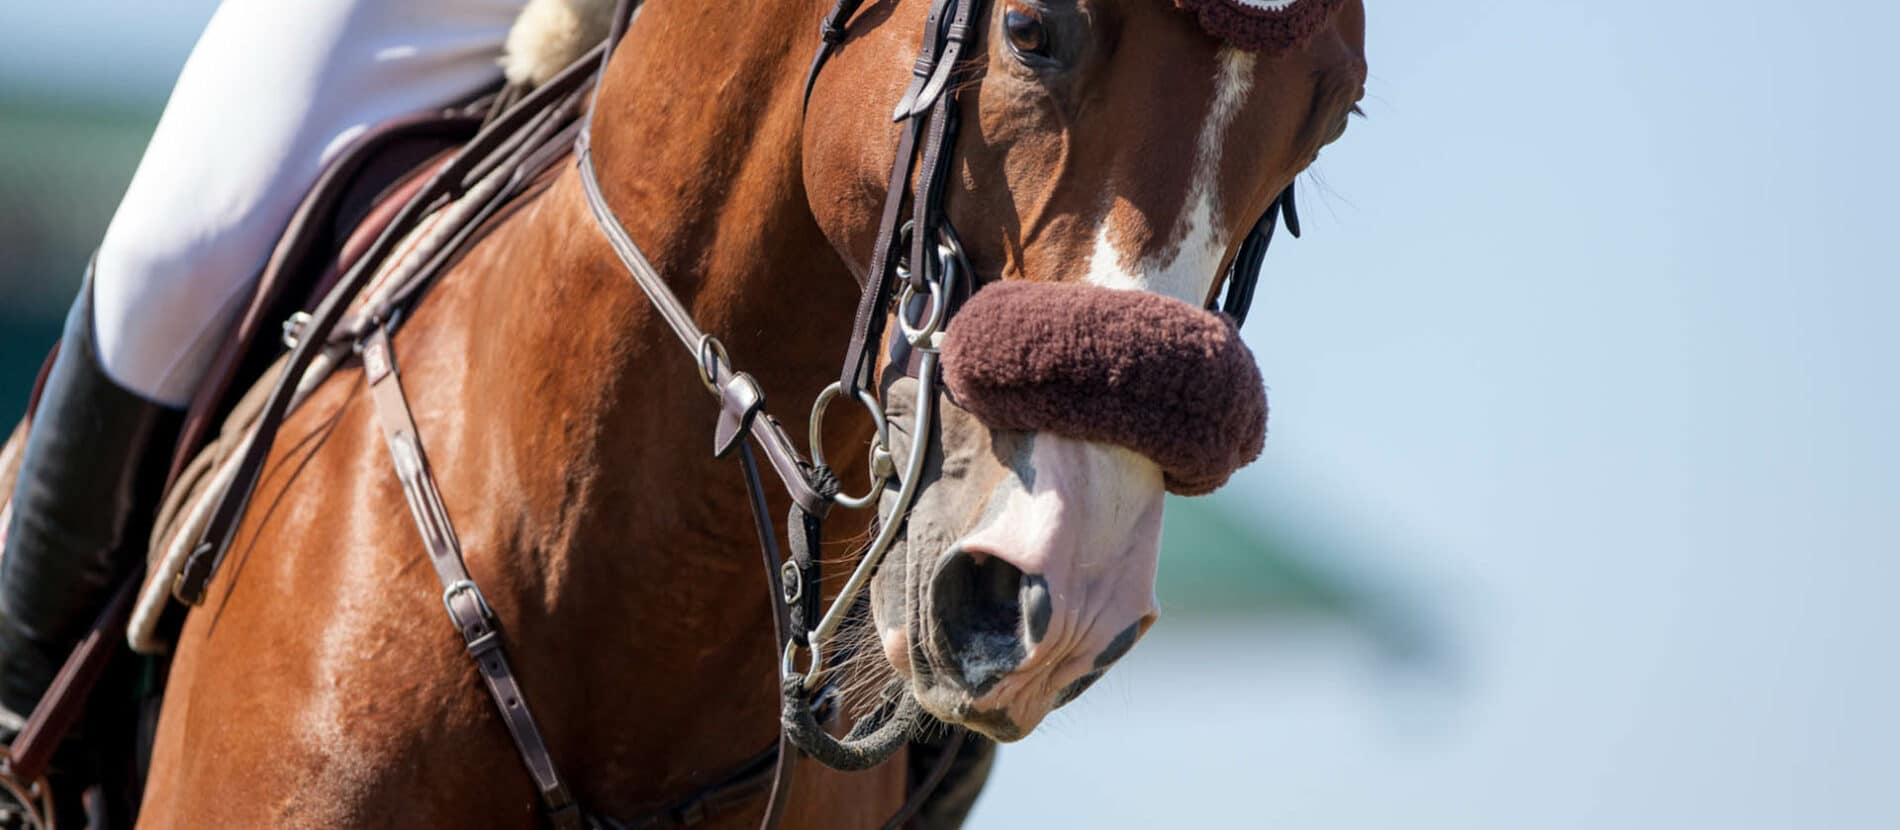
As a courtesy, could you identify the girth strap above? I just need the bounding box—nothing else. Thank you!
[361,328,583,830]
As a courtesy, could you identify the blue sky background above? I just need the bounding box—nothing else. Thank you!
[2,1,1896,826]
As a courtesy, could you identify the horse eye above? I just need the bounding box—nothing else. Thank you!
[1003,8,1051,59]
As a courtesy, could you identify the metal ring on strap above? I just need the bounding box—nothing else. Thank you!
[898,230,960,348]
[808,383,892,511]
[695,334,730,393]
[897,267,947,348]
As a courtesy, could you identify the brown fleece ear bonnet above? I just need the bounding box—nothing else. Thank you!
[1172,0,1347,53]
[939,281,1267,496]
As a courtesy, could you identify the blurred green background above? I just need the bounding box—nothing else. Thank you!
[0,95,155,413]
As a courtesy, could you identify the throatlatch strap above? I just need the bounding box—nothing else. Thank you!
[1217,183,1300,328]
[361,328,582,830]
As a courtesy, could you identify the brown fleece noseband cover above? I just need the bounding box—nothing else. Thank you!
[939,281,1267,496]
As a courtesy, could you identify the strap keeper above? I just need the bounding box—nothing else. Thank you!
[545,799,584,830]
[820,20,847,43]
[947,22,973,43]
[465,628,504,658]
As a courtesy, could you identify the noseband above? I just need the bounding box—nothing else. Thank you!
[173,0,1305,826]
[940,281,1268,496]
[573,0,1303,824]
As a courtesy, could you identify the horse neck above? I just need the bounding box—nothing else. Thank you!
[468,0,864,604]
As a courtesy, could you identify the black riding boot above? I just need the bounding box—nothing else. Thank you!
[0,280,182,723]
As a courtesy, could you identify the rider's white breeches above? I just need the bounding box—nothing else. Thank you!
[93,0,530,406]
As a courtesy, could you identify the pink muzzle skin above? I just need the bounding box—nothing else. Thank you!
[938,280,1268,496]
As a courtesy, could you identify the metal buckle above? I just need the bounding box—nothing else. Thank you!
[781,560,804,605]
[281,311,314,349]
[442,579,495,623]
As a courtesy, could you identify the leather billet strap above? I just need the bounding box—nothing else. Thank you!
[360,328,582,830]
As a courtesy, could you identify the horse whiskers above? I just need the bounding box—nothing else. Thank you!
[816,514,882,569]
[825,609,902,721]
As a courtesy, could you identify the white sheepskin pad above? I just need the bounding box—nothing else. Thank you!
[502,0,621,87]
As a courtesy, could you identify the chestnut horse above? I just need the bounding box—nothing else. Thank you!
[135,0,1367,826]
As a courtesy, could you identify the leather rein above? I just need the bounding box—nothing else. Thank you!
[363,0,993,826]
[166,0,1300,826]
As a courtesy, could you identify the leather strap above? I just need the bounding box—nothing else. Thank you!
[361,328,582,830]
[835,0,984,397]
[736,444,798,830]
[891,0,957,121]
[1217,183,1300,327]
[2,579,137,785]
[879,729,966,830]
[783,504,826,648]
[177,43,610,606]
[574,147,832,518]
[836,117,925,394]
[803,0,869,110]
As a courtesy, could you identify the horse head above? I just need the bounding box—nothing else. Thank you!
[801,0,1369,740]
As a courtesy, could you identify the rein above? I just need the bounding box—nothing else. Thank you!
[158,0,1302,825]
[575,0,985,767]
[548,0,993,822]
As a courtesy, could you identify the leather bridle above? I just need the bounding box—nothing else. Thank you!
[568,0,1304,825]
[171,0,1301,826]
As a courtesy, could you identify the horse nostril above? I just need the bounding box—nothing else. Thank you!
[930,548,1028,696]
[1021,574,1053,645]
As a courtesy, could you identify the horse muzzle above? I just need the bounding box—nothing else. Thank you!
[938,280,1268,496]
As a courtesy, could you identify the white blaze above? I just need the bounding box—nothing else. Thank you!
[1085,48,1257,305]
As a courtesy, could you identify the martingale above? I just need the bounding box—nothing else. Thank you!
[147,0,1317,827]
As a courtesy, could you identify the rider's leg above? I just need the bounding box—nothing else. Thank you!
[0,0,529,722]
[95,0,530,406]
